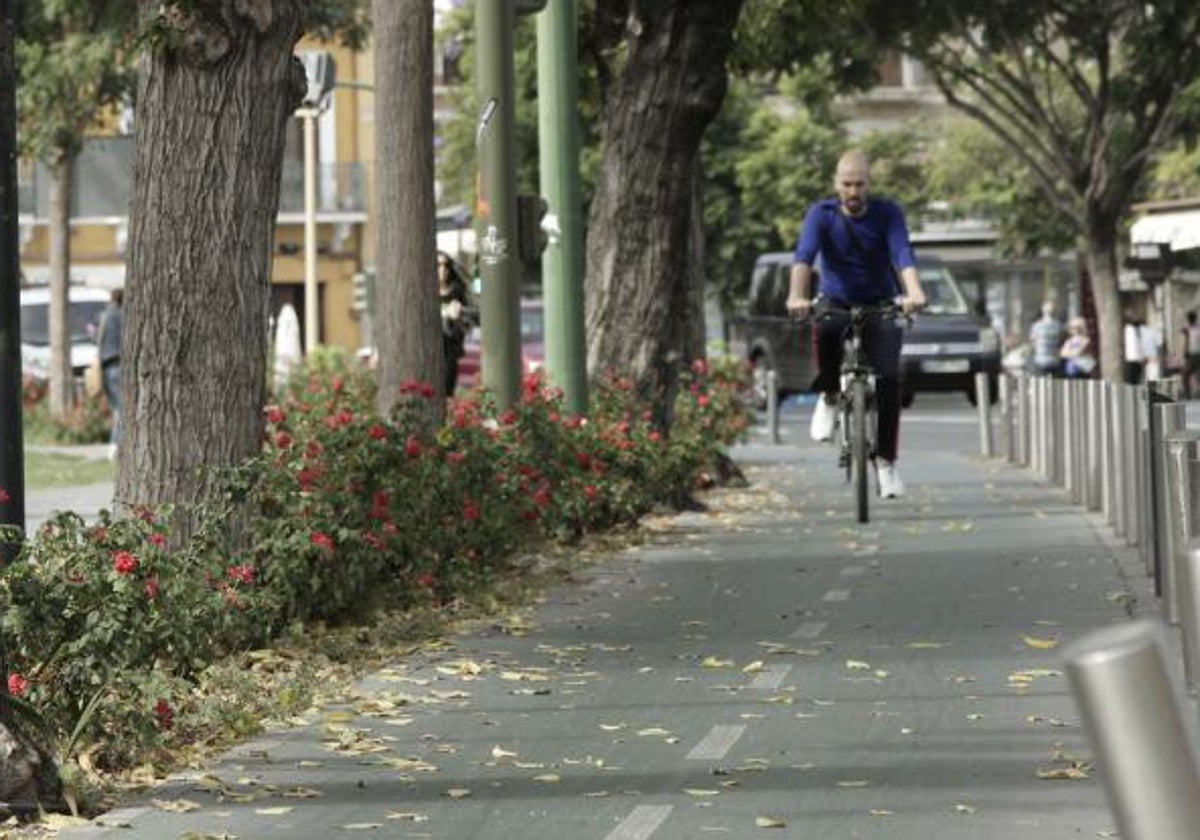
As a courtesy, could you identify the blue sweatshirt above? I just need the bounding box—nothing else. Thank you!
[793,198,917,304]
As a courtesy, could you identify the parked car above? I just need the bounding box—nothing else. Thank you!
[731,252,1000,407]
[19,286,110,381]
[456,299,545,391]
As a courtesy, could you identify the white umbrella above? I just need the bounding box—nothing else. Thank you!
[273,303,302,392]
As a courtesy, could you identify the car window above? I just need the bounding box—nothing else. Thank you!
[917,265,969,315]
[749,263,772,315]
[520,306,543,342]
[769,263,789,316]
[20,300,106,346]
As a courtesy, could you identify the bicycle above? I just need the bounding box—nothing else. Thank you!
[815,299,904,524]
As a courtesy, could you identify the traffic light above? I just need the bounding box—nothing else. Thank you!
[352,270,375,315]
[516,194,549,262]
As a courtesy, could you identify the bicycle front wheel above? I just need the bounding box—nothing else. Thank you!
[850,378,869,524]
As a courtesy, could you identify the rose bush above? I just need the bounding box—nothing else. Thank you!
[2,352,751,772]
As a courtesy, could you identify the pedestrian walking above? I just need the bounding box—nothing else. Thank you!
[1029,302,1063,377]
[438,252,471,398]
[1182,310,1200,398]
[1059,317,1096,379]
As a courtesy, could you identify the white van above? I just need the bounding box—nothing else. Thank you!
[19,286,110,380]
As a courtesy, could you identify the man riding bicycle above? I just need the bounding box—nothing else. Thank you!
[786,151,926,499]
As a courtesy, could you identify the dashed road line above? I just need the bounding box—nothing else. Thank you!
[604,805,674,840]
[749,663,792,690]
[792,620,827,639]
[686,724,746,760]
[822,588,851,602]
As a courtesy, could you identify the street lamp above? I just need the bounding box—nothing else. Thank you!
[296,52,336,355]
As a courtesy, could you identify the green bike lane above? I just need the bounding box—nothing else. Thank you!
[63,401,1150,839]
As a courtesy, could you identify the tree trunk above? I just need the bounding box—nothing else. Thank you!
[116,2,306,515]
[684,156,707,363]
[1082,213,1123,384]
[47,155,72,418]
[372,0,441,427]
[585,1,742,409]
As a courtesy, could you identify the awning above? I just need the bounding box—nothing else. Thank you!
[1130,209,1200,252]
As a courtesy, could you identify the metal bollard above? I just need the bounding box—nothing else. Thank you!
[1184,539,1200,695]
[1064,620,1200,840]
[1031,376,1044,476]
[1154,404,1188,623]
[1050,379,1065,486]
[1070,381,1080,499]
[976,372,993,458]
[1123,386,1142,549]
[999,373,1014,463]
[766,370,780,445]
[1110,384,1126,537]
[1086,379,1103,511]
[1169,441,1200,690]
[1016,373,1030,467]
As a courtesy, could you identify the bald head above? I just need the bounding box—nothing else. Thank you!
[835,151,871,217]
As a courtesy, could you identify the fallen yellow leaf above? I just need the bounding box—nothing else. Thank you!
[756,815,788,828]
[1022,635,1060,650]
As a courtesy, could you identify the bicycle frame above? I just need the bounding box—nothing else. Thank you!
[817,301,901,523]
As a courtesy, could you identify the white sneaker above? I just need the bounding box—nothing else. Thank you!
[877,460,905,499]
[810,396,837,442]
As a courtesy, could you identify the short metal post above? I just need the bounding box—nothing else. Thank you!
[1154,404,1188,623]
[1184,540,1200,695]
[1123,386,1142,549]
[1110,384,1127,537]
[1064,380,1078,500]
[1064,620,1200,840]
[1168,440,1200,689]
[999,373,1014,463]
[1049,379,1064,486]
[1016,373,1030,467]
[1031,376,1044,476]
[976,372,993,458]
[766,370,780,445]
[1086,379,1103,511]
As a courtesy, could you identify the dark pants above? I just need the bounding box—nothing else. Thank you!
[1124,361,1144,386]
[1185,353,1200,399]
[813,309,904,463]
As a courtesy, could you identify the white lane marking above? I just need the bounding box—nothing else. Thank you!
[839,565,866,578]
[822,589,851,602]
[749,663,792,690]
[792,620,827,639]
[604,805,674,840]
[687,725,746,760]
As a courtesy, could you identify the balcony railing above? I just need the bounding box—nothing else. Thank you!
[17,136,367,222]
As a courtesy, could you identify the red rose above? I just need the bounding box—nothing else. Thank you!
[576,452,592,470]
[364,532,385,550]
[148,533,168,548]
[297,467,323,490]
[7,673,29,697]
[227,565,256,585]
[265,406,286,424]
[113,551,139,576]
[405,435,422,458]
[532,485,552,507]
[275,431,293,449]
[416,572,436,588]
[691,358,709,376]
[310,531,334,551]
[463,499,481,521]
[419,382,437,399]
[154,698,174,731]
[144,576,160,600]
[697,394,711,408]
[584,485,598,502]
[368,423,388,441]
[332,376,345,393]
[445,451,466,465]
[649,431,662,443]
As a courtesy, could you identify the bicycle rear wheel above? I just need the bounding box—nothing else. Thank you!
[850,378,869,523]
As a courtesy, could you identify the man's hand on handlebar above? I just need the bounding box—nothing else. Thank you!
[787,295,813,319]
[899,290,926,316]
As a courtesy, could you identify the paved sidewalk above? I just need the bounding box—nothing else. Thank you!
[59,399,1155,839]
[24,444,114,533]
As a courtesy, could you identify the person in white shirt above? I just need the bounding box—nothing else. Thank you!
[1124,320,1146,385]
[1142,321,1163,382]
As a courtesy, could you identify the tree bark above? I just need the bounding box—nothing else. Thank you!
[116,1,306,515]
[372,0,442,426]
[47,156,72,418]
[585,1,742,409]
[1082,212,1123,384]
